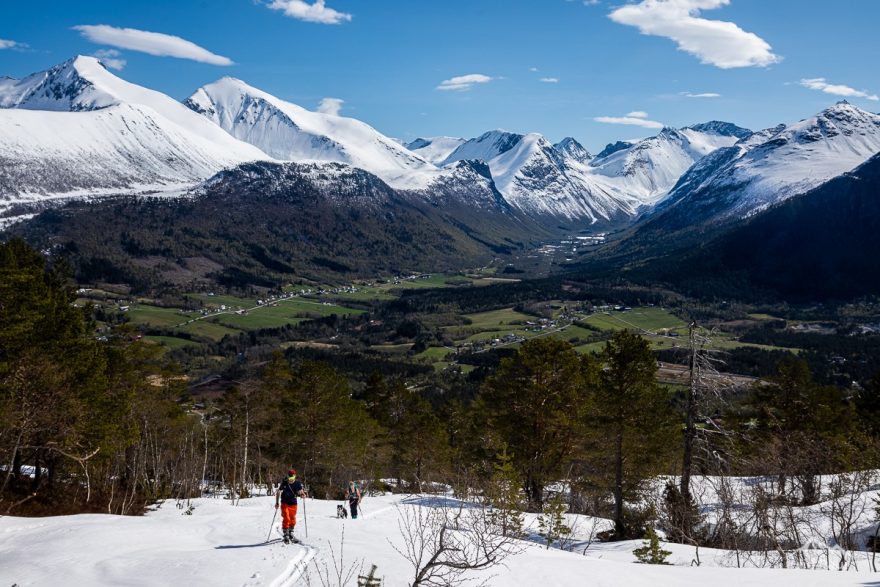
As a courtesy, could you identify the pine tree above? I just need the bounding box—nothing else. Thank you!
[588,330,677,539]
[633,525,671,565]
[486,448,525,538]
[739,357,864,503]
[272,360,382,498]
[537,492,571,549]
[480,338,591,511]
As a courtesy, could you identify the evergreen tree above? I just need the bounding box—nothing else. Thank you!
[739,357,865,503]
[273,360,381,498]
[366,377,449,490]
[486,448,525,538]
[480,338,591,511]
[633,526,671,565]
[588,330,677,539]
[538,492,572,549]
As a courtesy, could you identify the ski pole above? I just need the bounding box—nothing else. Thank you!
[303,492,308,538]
[266,506,278,543]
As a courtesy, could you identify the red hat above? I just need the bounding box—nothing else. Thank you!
[288,468,296,476]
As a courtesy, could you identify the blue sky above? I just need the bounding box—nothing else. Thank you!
[1,0,878,152]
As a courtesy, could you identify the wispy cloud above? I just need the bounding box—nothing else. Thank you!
[609,0,780,69]
[437,74,495,92]
[0,38,27,50]
[73,25,233,65]
[317,97,344,115]
[540,77,560,83]
[800,78,878,102]
[94,49,126,71]
[529,67,539,72]
[266,0,352,24]
[595,110,665,129]
[680,91,721,98]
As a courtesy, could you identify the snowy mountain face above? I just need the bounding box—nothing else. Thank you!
[595,140,637,159]
[437,131,638,223]
[433,124,748,223]
[185,78,435,189]
[554,137,592,163]
[406,136,466,165]
[587,123,750,205]
[0,56,268,211]
[653,102,880,227]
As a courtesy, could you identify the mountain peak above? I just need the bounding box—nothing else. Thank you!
[0,55,119,111]
[554,137,592,163]
[186,76,435,187]
[594,140,636,160]
[441,130,526,166]
[687,120,752,140]
[405,136,466,165]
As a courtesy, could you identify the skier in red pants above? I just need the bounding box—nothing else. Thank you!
[275,468,305,543]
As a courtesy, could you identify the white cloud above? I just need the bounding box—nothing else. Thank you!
[540,77,560,83]
[800,78,878,102]
[595,111,665,129]
[73,25,233,65]
[0,39,27,50]
[266,0,352,24]
[680,91,721,98]
[94,49,126,70]
[609,0,780,69]
[529,67,539,72]
[317,97,344,115]
[437,74,495,92]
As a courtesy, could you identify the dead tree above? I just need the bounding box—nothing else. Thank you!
[676,322,734,542]
[391,497,522,587]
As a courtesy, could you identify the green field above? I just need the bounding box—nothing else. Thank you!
[190,293,257,308]
[581,307,687,333]
[464,308,533,329]
[144,335,199,350]
[443,307,535,343]
[370,343,414,354]
[127,305,192,328]
[180,320,244,341]
[212,299,362,330]
[415,347,455,361]
[128,296,363,344]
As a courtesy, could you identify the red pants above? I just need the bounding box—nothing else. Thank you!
[281,503,298,529]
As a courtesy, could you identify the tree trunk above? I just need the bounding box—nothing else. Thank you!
[613,432,625,538]
[681,322,697,502]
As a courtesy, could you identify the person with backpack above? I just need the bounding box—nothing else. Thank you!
[345,481,361,519]
[275,468,305,543]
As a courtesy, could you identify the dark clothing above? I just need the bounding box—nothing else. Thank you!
[347,486,360,519]
[278,478,303,505]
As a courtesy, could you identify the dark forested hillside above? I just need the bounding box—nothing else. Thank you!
[9,162,533,293]
[577,153,880,302]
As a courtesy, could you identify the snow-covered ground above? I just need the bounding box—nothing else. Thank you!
[1,492,876,586]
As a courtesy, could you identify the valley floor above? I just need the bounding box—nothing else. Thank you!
[1,493,876,587]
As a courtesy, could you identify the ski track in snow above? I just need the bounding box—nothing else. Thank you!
[267,544,318,587]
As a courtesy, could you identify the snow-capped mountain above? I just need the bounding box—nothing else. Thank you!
[554,137,592,164]
[438,130,638,223]
[185,78,435,189]
[0,56,268,208]
[433,124,748,223]
[652,102,880,227]
[588,122,750,204]
[406,136,466,165]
